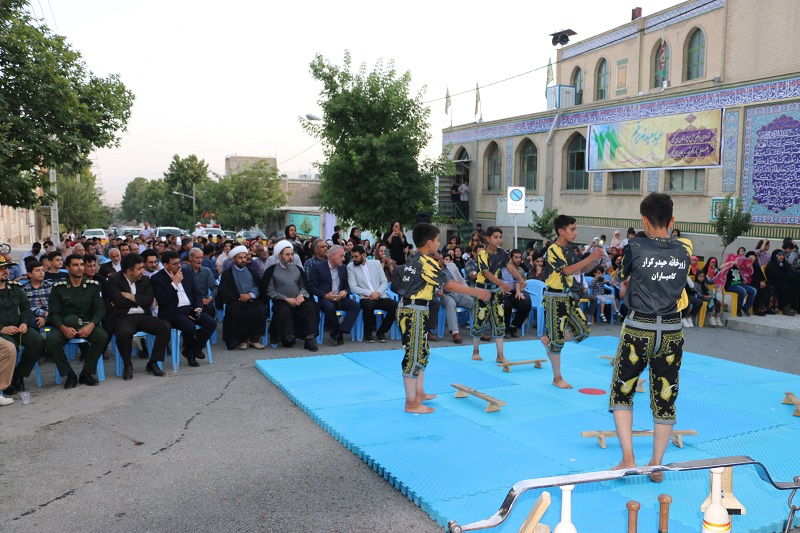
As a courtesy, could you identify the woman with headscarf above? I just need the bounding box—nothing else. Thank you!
[764,249,799,315]
[714,253,756,316]
[689,256,700,279]
[609,230,623,249]
[744,251,770,316]
[284,224,305,264]
[754,239,771,267]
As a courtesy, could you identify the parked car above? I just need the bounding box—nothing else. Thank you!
[201,228,226,241]
[155,227,184,241]
[236,230,267,245]
[82,228,109,244]
[118,226,142,238]
[223,230,237,241]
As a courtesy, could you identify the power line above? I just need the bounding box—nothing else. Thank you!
[46,0,60,33]
[277,140,321,166]
[424,0,717,105]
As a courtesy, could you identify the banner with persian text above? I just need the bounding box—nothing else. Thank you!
[587,110,723,171]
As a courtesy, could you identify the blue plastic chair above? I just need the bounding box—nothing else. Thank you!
[112,332,156,377]
[437,302,472,338]
[170,327,212,371]
[524,279,546,337]
[315,295,360,344]
[354,294,398,341]
[16,346,42,388]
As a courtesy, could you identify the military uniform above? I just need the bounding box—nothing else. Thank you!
[0,279,45,390]
[44,278,108,382]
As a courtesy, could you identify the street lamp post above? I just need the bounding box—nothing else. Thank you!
[172,183,196,221]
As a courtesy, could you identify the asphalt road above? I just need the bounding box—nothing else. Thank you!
[3,320,798,533]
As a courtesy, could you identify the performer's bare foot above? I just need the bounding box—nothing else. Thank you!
[418,393,437,402]
[613,459,637,470]
[647,461,664,482]
[496,356,509,364]
[552,377,573,389]
[472,351,482,361]
[405,401,434,414]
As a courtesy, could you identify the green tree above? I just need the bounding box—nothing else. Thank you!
[160,154,210,229]
[528,208,560,241]
[212,161,287,230]
[120,177,153,222]
[0,0,134,209]
[303,51,448,236]
[298,216,313,236]
[714,194,753,257]
[57,169,112,232]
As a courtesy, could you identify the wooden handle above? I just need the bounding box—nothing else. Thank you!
[626,500,640,533]
[658,494,672,533]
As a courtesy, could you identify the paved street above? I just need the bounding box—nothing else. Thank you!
[2,316,798,532]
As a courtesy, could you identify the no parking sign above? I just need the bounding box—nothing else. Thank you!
[506,187,525,214]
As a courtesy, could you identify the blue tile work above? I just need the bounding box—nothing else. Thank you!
[443,77,800,147]
[742,102,800,224]
[593,172,603,192]
[647,169,660,192]
[505,138,514,187]
[722,110,739,193]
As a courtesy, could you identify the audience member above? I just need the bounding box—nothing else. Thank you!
[765,249,799,316]
[383,221,408,265]
[218,245,268,350]
[308,245,360,346]
[501,249,531,338]
[347,245,397,343]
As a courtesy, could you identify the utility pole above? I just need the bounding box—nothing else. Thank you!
[50,169,60,244]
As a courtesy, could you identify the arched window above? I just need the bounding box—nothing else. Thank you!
[572,68,584,105]
[485,142,502,192]
[596,59,609,100]
[652,39,670,88]
[518,140,538,191]
[686,29,705,80]
[566,135,588,190]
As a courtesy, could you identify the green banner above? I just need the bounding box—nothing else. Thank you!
[587,109,723,171]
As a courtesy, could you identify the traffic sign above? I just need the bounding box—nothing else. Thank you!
[507,187,526,214]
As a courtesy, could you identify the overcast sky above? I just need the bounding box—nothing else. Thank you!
[39,0,680,203]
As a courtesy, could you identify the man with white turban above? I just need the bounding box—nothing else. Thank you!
[262,241,319,351]
[218,245,267,350]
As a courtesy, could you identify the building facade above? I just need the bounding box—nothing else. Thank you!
[442,0,800,257]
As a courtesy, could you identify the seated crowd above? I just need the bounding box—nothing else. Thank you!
[2,222,797,406]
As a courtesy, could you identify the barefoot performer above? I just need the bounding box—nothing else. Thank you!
[609,193,692,481]
[541,215,604,388]
[470,227,527,364]
[396,223,490,414]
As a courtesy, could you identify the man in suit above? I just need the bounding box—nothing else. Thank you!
[151,250,216,367]
[99,247,122,279]
[308,244,360,346]
[346,245,396,343]
[103,253,171,380]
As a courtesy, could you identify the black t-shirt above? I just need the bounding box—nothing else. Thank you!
[619,237,692,315]
[383,232,407,265]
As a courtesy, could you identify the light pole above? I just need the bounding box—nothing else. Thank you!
[172,183,196,221]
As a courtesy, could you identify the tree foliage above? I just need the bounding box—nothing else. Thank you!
[714,194,753,256]
[159,154,210,229]
[528,208,560,241]
[210,161,287,231]
[57,168,111,231]
[304,51,448,236]
[0,0,134,208]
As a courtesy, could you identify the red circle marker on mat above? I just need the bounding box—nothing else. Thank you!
[579,388,606,395]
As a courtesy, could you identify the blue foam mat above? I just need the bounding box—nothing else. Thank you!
[255,336,800,532]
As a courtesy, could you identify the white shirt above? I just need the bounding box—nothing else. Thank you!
[359,263,375,293]
[173,279,192,307]
[126,276,145,314]
[112,261,122,272]
[458,183,469,201]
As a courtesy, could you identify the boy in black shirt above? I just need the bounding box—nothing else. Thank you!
[609,193,692,482]
[396,223,490,414]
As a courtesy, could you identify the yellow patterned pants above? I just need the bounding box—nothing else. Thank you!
[543,292,590,353]
[397,304,430,378]
[471,289,505,338]
[608,313,684,425]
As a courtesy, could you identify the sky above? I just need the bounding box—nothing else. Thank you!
[36,0,682,203]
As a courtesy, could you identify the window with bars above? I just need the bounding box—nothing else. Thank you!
[686,29,705,80]
[668,168,705,192]
[486,143,502,192]
[566,136,588,190]
[519,141,537,191]
[596,59,609,100]
[610,171,641,191]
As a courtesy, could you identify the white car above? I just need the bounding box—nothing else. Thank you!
[155,227,184,241]
[82,228,109,244]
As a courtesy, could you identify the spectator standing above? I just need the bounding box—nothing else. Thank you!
[383,221,408,265]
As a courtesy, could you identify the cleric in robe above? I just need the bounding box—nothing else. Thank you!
[218,245,268,350]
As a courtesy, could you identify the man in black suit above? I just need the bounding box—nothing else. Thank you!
[151,250,216,367]
[308,244,360,345]
[103,253,171,380]
[99,247,122,279]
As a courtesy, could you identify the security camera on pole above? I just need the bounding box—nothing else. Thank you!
[507,186,525,249]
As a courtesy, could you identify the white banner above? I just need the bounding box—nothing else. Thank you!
[495,195,544,227]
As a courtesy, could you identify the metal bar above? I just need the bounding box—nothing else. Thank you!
[447,456,800,533]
